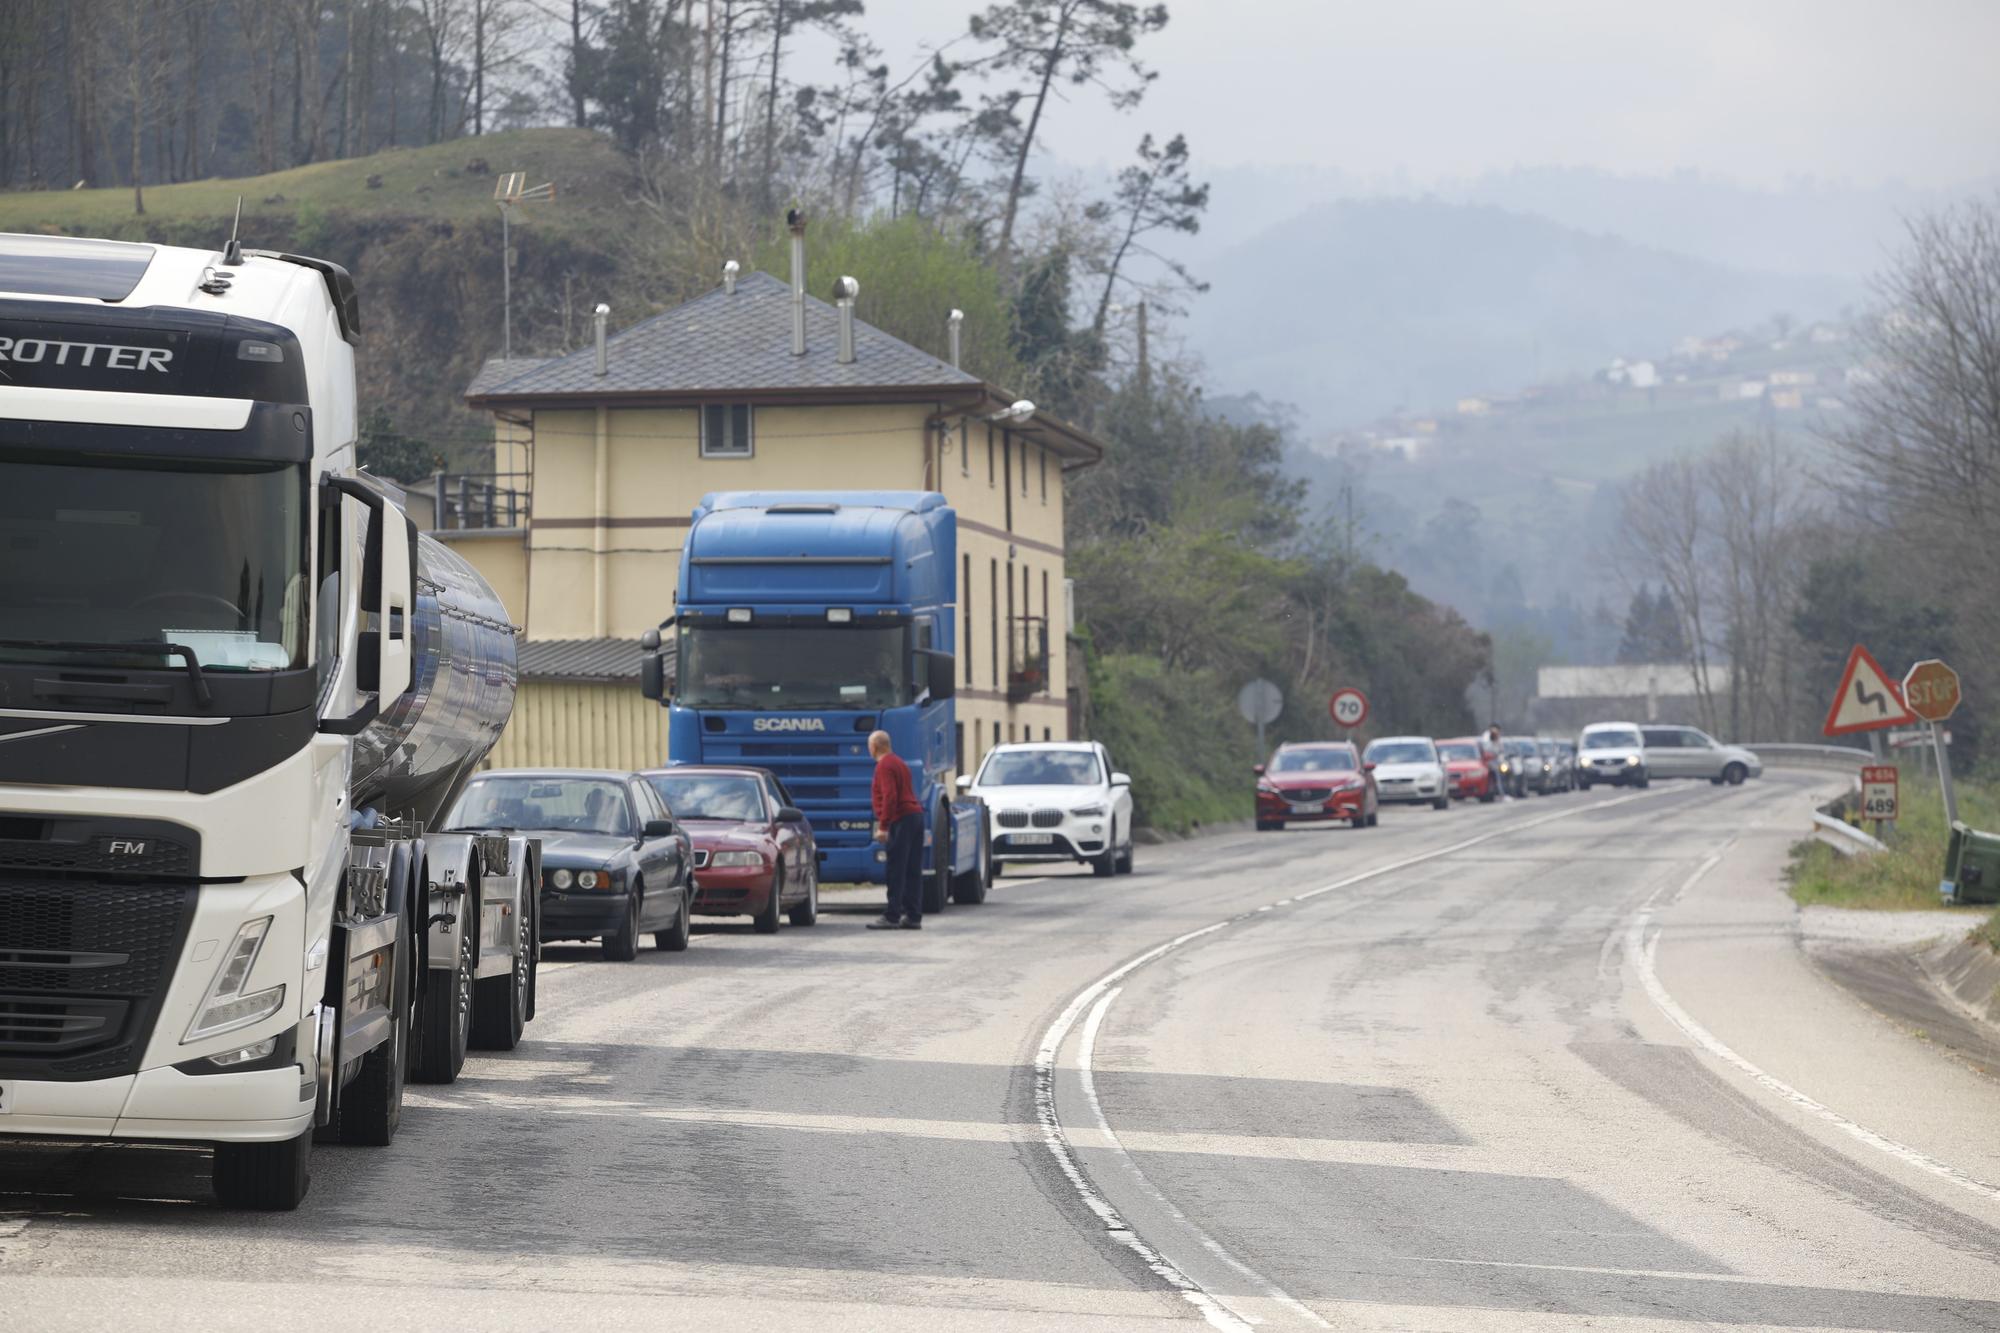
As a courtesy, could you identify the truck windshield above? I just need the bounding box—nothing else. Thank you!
[0,448,307,671]
[678,623,908,710]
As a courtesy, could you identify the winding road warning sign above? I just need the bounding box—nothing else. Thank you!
[1823,644,1916,737]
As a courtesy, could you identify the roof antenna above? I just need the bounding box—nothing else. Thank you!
[222,196,244,266]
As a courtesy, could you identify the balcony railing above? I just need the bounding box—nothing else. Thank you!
[433,471,531,531]
[1007,615,1050,702]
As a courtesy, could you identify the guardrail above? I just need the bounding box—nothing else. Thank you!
[1811,808,1888,854]
[1743,742,1874,771]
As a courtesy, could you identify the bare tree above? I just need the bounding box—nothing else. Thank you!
[1087,131,1208,338]
[1618,456,1720,732]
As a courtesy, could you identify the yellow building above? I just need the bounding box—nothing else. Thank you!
[445,267,1103,778]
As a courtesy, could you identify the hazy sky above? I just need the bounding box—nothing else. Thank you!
[859,0,2000,188]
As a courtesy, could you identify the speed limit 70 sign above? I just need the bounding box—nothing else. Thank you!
[1860,765,1899,822]
[1329,687,1369,728]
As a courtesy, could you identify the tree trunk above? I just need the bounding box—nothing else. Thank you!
[473,0,485,135]
[126,4,144,214]
[996,13,1072,275]
[759,0,782,211]
[569,0,587,127]
[342,0,359,156]
[299,0,323,162]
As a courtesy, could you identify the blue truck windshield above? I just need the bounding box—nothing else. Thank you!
[678,624,908,710]
[0,448,307,670]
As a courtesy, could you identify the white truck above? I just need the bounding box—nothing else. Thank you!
[0,232,539,1208]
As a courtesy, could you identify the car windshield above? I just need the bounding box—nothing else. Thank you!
[646,772,765,822]
[1436,743,1481,763]
[446,777,634,836]
[1270,747,1356,774]
[1365,741,1436,765]
[1584,728,1642,749]
[0,448,307,670]
[980,750,1101,786]
[677,623,908,710]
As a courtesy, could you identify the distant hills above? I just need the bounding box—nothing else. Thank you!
[1188,196,1859,428]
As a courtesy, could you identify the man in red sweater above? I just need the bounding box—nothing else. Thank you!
[865,729,926,930]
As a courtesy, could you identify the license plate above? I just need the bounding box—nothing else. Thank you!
[1289,802,1322,814]
[1011,833,1055,845]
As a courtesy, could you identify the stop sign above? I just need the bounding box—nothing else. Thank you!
[1903,659,1961,722]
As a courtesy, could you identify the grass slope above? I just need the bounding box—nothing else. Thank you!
[0,128,633,240]
[1788,770,2000,911]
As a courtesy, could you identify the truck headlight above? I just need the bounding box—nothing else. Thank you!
[710,850,765,868]
[184,917,287,1043]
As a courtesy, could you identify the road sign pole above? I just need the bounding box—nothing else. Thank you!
[1867,730,1893,840]
[1934,720,1960,827]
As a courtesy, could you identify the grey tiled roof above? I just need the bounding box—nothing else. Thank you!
[465,356,551,397]
[464,271,980,400]
[518,637,643,683]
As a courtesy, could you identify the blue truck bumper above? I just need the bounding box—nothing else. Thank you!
[820,844,888,885]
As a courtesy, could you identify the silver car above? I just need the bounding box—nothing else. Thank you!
[1638,725,1762,785]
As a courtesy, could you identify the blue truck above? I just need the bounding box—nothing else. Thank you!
[639,491,990,912]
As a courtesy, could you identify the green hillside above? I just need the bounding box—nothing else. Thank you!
[0,128,634,240]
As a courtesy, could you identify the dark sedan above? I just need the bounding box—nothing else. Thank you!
[641,766,820,933]
[444,769,694,961]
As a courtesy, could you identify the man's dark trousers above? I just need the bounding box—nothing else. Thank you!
[885,812,925,923]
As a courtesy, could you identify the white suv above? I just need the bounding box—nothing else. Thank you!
[961,742,1134,877]
[1362,736,1451,810]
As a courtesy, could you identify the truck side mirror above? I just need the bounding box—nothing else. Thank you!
[640,652,666,701]
[375,510,414,704]
[921,649,956,702]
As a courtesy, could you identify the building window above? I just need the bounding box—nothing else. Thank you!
[960,420,969,475]
[992,720,1000,750]
[1039,446,1047,503]
[962,554,973,686]
[986,423,995,486]
[700,404,754,458]
[1020,439,1028,495]
[1044,727,1052,741]
[955,722,964,771]
[1041,569,1049,627]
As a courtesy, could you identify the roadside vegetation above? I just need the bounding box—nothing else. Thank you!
[1787,769,2000,912]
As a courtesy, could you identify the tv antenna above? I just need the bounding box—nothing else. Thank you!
[494,172,557,362]
[222,196,245,266]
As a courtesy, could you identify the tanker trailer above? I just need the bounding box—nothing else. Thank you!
[0,233,535,1209]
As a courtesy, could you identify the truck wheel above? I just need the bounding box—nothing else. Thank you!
[414,904,474,1082]
[213,1128,313,1210]
[470,904,529,1051]
[789,864,820,926]
[753,864,785,934]
[603,893,640,961]
[656,883,692,952]
[921,808,951,915]
[335,906,411,1147]
[523,883,540,1023]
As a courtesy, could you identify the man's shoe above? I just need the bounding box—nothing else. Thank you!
[899,919,923,930]
[865,916,903,930]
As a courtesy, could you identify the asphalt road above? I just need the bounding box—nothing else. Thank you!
[8,771,2000,1331]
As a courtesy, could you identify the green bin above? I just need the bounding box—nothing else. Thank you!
[1942,822,2000,905]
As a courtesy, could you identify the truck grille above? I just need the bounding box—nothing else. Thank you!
[0,877,197,1080]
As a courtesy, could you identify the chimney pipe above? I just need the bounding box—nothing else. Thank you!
[722,259,739,295]
[787,209,807,356]
[834,276,859,364]
[593,302,610,377]
[947,308,964,369]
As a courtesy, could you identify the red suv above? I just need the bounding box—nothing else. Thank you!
[1436,737,1498,802]
[1255,741,1379,831]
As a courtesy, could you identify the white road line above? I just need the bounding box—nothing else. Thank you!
[1078,987,1332,1329]
[1032,785,1671,1329]
[1627,854,2000,1205]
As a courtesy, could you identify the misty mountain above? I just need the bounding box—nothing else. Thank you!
[1188,197,1858,428]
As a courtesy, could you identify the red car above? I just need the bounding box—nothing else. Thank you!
[640,766,820,932]
[1255,741,1379,830]
[1437,737,1498,802]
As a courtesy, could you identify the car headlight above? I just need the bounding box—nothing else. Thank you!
[577,869,603,890]
[551,868,574,889]
[1071,804,1106,817]
[184,916,286,1043]
[1625,755,1640,766]
[1256,782,1278,795]
[710,850,765,868]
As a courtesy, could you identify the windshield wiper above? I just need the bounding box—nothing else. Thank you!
[0,638,213,707]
